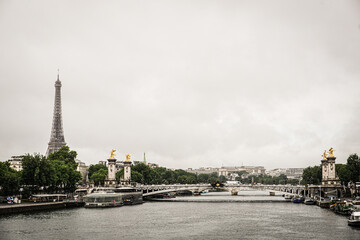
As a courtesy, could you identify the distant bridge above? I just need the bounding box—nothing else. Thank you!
[136,184,306,197]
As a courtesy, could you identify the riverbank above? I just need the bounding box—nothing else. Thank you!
[0,201,84,215]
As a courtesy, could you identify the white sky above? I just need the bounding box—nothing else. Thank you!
[1,0,360,169]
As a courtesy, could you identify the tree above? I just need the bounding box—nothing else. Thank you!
[153,167,169,184]
[346,154,360,195]
[219,175,227,183]
[0,161,21,196]
[115,168,143,183]
[90,169,108,186]
[336,164,351,185]
[287,178,300,185]
[88,164,107,180]
[301,166,322,185]
[278,174,288,185]
[48,146,78,166]
[162,170,175,184]
[346,154,360,183]
[198,174,209,183]
[132,163,156,184]
[208,172,221,184]
[115,168,124,182]
[22,153,55,192]
[177,175,188,184]
[48,146,81,192]
[130,171,143,183]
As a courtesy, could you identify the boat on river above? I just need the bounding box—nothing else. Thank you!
[348,211,360,227]
[84,187,143,208]
[84,191,123,208]
[114,187,143,205]
[284,195,292,202]
[332,201,353,215]
[352,200,360,211]
[304,198,315,205]
[293,196,304,203]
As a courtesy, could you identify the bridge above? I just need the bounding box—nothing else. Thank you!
[136,184,306,197]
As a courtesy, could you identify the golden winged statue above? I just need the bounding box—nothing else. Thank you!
[109,149,116,159]
[126,154,131,161]
[327,147,335,158]
[322,150,327,160]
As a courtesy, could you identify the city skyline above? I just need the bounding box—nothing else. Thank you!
[1,1,360,169]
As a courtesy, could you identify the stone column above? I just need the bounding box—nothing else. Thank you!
[327,156,336,179]
[123,160,132,183]
[107,158,117,181]
[321,158,328,185]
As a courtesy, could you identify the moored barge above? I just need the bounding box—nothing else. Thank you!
[348,211,360,227]
[84,187,143,208]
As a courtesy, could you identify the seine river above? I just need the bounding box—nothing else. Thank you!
[1,191,359,240]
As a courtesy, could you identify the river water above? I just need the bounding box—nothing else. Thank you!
[1,191,359,240]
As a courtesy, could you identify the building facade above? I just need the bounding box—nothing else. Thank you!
[186,166,266,178]
[76,159,89,184]
[8,156,24,171]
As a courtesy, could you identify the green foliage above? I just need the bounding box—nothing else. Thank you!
[88,164,108,186]
[22,153,55,192]
[197,173,210,183]
[219,175,227,183]
[130,170,143,183]
[90,169,108,186]
[173,169,196,184]
[115,168,124,182]
[336,164,351,185]
[208,172,221,184]
[301,166,322,185]
[277,174,288,184]
[48,146,81,192]
[287,178,300,185]
[88,164,107,179]
[346,154,360,183]
[0,161,21,196]
[20,148,82,194]
[242,174,293,185]
[48,146,77,166]
[116,163,224,185]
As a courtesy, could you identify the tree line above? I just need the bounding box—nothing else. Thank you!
[88,162,227,186]
[241,174,299,185]
[0,146,81,197]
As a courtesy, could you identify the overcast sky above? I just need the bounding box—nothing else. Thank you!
[1,0,360,170]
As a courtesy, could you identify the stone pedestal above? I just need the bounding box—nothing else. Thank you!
[322,156,341,186]
[105,158,117,186]
[123,160,132,184]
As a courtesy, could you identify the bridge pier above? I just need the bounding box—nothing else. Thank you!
[231,189,238,195]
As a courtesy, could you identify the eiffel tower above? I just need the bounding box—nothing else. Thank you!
[46,72,66,157]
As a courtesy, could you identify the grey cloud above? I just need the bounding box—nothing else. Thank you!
[1,0,360,169]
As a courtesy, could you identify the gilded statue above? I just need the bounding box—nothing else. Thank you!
[322,150,327,160]
[109,149,116,159]
[328,147,335,157]
[126,154,131,161]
